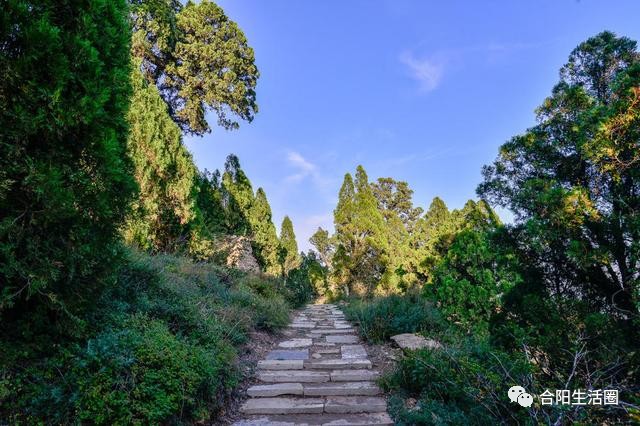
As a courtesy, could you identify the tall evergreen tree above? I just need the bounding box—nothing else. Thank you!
[332,166,387,295]
[124,65,203,252]
[250,188,280,275]
[194,169,226,235]
[0,0,135,314]
[221,154,253,235]
[279,216,301,276]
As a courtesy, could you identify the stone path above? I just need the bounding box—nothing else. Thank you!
[234,304,392,425]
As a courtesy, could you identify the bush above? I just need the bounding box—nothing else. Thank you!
[0,250,294,424]
[344,293,446,343]
[382,336,532,425]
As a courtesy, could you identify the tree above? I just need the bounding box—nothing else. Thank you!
[371,177,423,230]
[194,169,226,235]
[332,166,387,296]
[478,31,640,316]
[371,177,422,292]
[221,154,253,235]
[250,188,280,275]
[0,0,135,314]
[123,64,203,253]
[279,216,301,276]
[309,227,333,268]
[129,0,259,135]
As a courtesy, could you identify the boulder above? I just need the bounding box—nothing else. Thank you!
[390,333,442,351]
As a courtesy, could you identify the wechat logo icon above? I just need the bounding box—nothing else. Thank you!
[509,385,533,407]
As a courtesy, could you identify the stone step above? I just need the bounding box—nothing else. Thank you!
[258,360,304,370]
[309,329,356,335]
[247,383,304,397]
[279,338,313,348]
[326,335,359,344]
[330,369,380,382]
[324,396,387,414]
[240,397,324,415]
[266,349,309,360]
[233,412,393,425]
[303,381,381,396]
[305,359,371,370]
[340,345,367,360]
[258,370,330,383]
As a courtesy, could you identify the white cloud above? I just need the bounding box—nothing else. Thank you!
[399,50,445,92]
[285,151,317,183]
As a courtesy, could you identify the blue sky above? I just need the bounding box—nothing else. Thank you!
[185,0,640,251]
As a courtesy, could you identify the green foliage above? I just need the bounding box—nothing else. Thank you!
[383,337,533,425]
[1,250,293,424]
[221,154,254,236]
[0,0,135,313]
[130,0,259,135]
[123,65,204,253]
[427,227,521,333]
[279,215,301,276]
[332,167,387,296]
[344,293,446,343]
[478,30,640,318]
[249,188,281,275]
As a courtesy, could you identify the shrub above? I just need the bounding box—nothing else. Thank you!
[0,250,293,424]
[382,336,533,425]
[344,293,446,343]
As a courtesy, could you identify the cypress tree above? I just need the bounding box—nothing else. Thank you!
[221,154,253,235]
[279,216,301,276]
[250,188,280,275]
[124,65,203,253]
[0,0,135,315]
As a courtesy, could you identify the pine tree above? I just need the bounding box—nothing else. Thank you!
[250,188,280,275]
[129,0,259,135]
[279,216,301,276]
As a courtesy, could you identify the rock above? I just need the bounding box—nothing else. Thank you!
[266,350,309,360]
[258,360,304,370]
[279,338,313,349]
[303,381,381,396]
[324,396,387,414]
[217,236,261,274]
[247,383,304,397]
[390,333,443,351]
[326,335,359,344]
[240,397,324,415]
[258,370,331,383]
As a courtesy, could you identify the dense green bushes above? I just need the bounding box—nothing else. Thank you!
[344,293,446,343]
[0,250,297,424]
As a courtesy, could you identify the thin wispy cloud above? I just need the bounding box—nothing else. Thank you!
[285,151,317,183]
[399,50,446,92]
